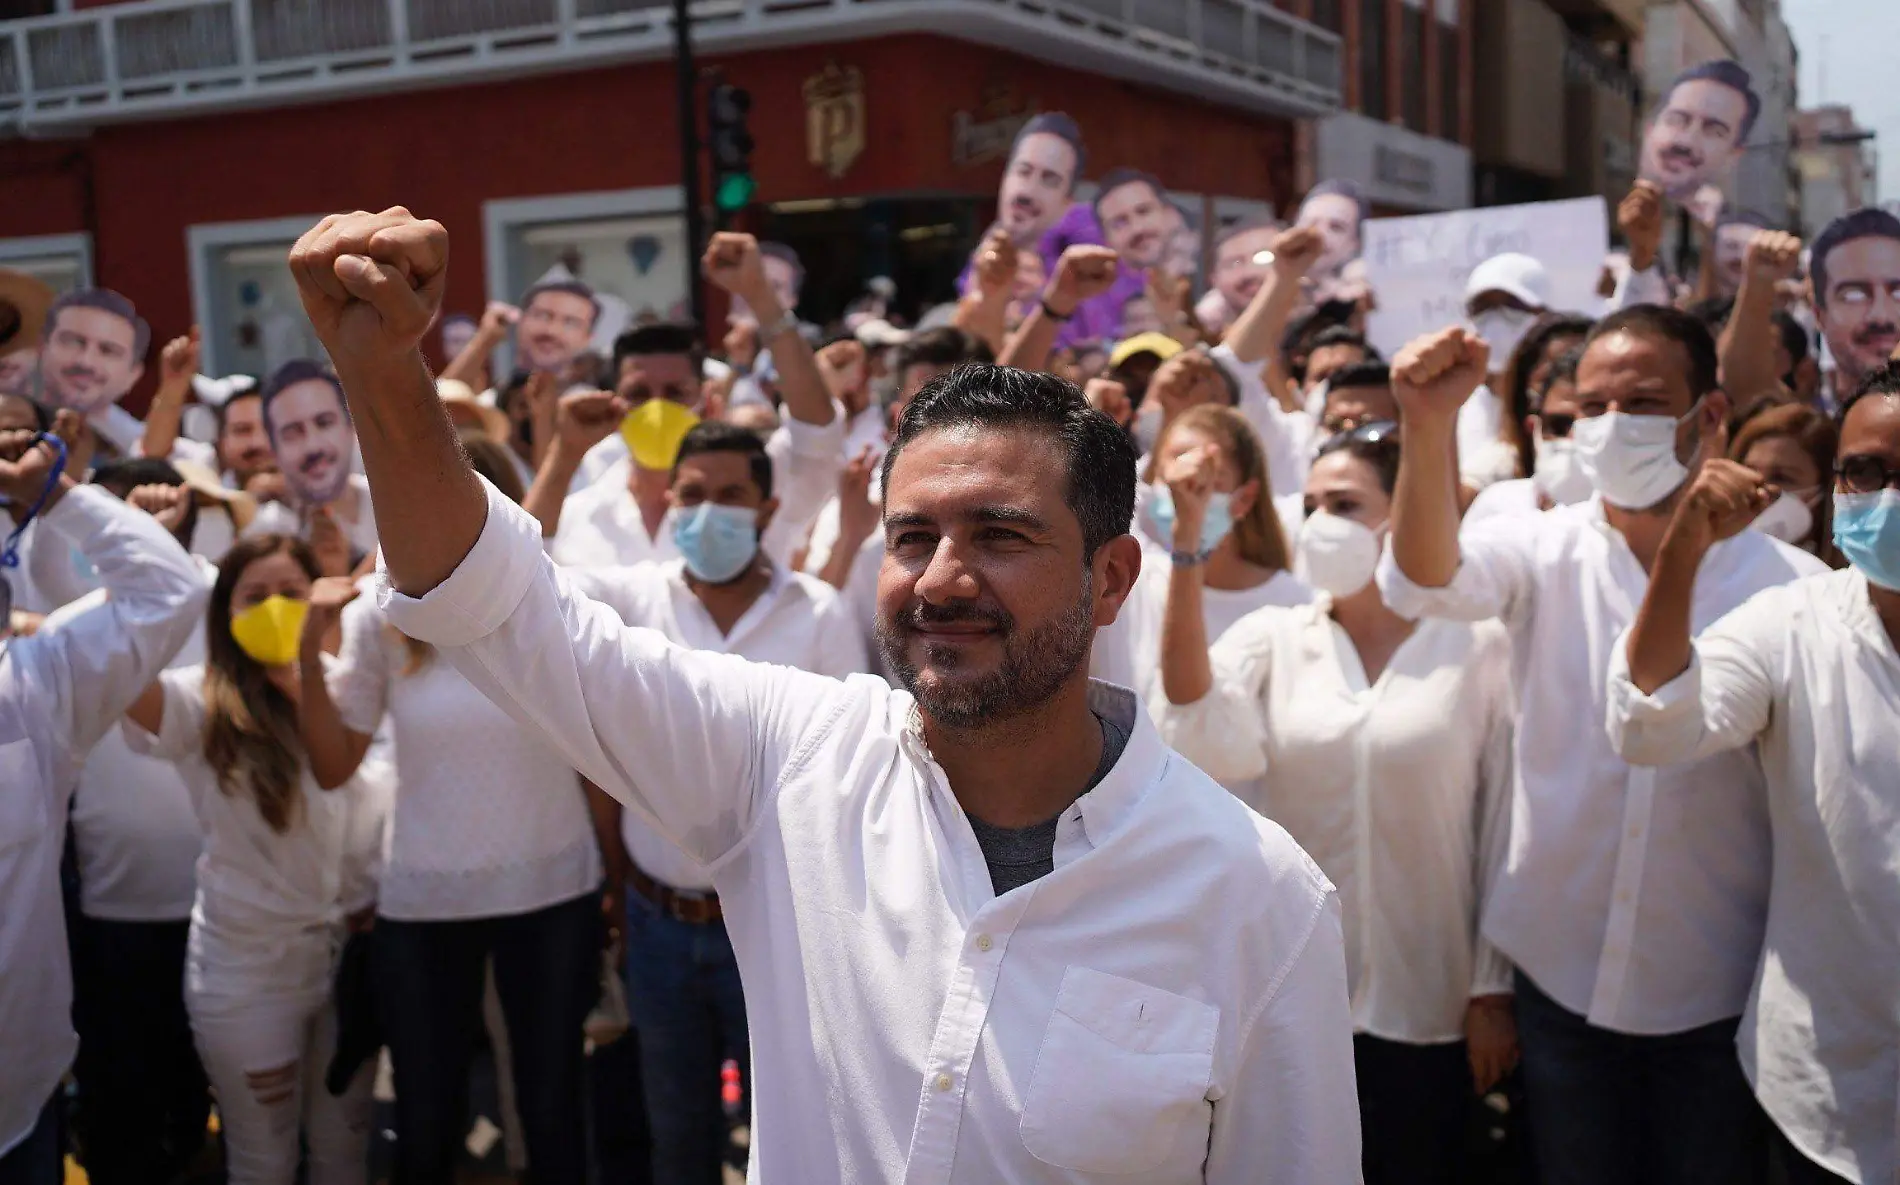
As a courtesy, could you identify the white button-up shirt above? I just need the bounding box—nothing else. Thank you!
[0,486,209,1154]
[381,479,1361,1183]
[565,558,868,892]
[1377,496,1828,1035]
[1154,603,1516,1043]
[1606,567,1900,1184]
[551,417,845,570]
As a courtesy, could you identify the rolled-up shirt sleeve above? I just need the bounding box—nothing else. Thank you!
[1149,620,1274,786]
[764,415,847,565]
[378,478,852,867]
[1605,595,1778,768]
[1376,515,1536,625]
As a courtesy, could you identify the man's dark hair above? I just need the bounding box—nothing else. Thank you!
[212,385,262,439]
[881,364,1136,562]
[674,420,774,501]
[1584,305,1721,397]
[1665,60,1762,144]
[1546,346,1583,389]
[759,242,805,293]
[1281,305,1361,381]
[1009,113,1087,191]
[613,323,703,376]
[90,456,184,496]
[1811,207,1900,310]
[0,391,51,433]
[45,288,151,359]
[1309,326,1377,358]
[1327,360,1391,392]
[1506,315,1594,475]
[1772,309,1810,367]
[1092,168,1167,223]
[520,279,602,328]
[1213,215,1280,251]
[895,327,992,374]
[1839,359,1900,429]
[259,358,348,438]
[1301,178,1371,224]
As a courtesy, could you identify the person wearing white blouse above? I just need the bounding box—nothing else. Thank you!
[1378,313,1828,1185]
[1090,404,1314,699]
[295,445,606,1185]
[123,534,387,1185]
[1608,370,1900,1185]
[1155,422,1516,1184]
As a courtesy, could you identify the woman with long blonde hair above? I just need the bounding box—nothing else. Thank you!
[123,534,386,1185]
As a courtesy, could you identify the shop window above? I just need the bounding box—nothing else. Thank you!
[0,233,92,294]
[188,217,330,381]
[1401,5,1427,134]
[483,188,688,366]
[1359,0,1386,119]
[1439,18,1460,142]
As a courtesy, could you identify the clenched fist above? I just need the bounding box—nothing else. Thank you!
[1667,458,1775,554]
[289,207,449,371]
[1744,230,1803,286]
[1270,225,1324,279]
[1392,327,1490,424]
[702,233,778,322]
[158,327,201,388]
[973,228,1018,300]
[1618,181,1665,273]
[1044,245,1120,317]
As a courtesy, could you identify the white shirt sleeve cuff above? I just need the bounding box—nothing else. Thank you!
[1373,542,1476,621]
[1606,630,1702,718]
[375,478,545,649]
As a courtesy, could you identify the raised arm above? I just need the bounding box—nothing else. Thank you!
[953,229,1018,355]
[439,300,518,389]
[1220,226,1321,368]
[998,245,1118,373]
[1387,328,1490,590]
[1718,230,1801,403]
[298,577,375,790]
[521,388,626,538]
[288,207,479,597]
[139,328,199,462]
[820,447,881,592]
[703,233,832,428]
[1610,182,1673,311]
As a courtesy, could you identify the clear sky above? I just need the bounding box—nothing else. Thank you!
[1782,0,1896,202]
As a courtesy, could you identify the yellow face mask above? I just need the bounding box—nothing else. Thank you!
[229,594,309,667]
[621,399,701,471]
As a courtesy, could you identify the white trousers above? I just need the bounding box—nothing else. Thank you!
[186,927,374,1185]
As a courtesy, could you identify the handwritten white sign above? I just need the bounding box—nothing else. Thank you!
[1361,197,1610,355]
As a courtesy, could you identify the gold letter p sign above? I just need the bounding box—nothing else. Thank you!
[804,62,865,181]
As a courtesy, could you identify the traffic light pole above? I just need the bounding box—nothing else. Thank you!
[672,0,706,332]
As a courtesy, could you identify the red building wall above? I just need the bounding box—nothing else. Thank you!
[0,32,1294,400]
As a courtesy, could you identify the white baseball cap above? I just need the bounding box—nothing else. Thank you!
[1464,253,1551,310]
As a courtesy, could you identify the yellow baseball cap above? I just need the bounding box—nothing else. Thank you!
[1108,332,1184,369]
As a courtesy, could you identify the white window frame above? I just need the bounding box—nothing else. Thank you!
[481,185,687,307]
[0,231,95,289]
[186,214,328,379]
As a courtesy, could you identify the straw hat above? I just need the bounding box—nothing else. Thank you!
[0,269,55,360]
[437,378,510,443]
[173,460,259,532]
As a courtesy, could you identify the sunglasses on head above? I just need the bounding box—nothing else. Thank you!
[1835,454,1900,495]
[1317,419,1400,456]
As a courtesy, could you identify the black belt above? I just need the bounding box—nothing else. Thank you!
[628,863,722,925]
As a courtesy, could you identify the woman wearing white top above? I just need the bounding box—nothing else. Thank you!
[123,534,384,1185]
[1153,423,1518,1185]
[1609,372,1900,1185]
[1093,404,1313,695]
[296,443,605,1185]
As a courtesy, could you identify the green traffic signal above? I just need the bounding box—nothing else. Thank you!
[715,172,757,212]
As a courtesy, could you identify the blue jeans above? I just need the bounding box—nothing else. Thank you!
[623,891,748,1185]
[1514,969,1767,1185]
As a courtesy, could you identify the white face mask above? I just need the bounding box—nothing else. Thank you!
[1470,308,1538,366]
[1530,435,1593,505]
[1749,489,1813,546]
[1296,511,1385,598]
[1573,400,1702,510]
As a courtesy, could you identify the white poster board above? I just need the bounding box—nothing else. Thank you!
[1361,197,1610,355]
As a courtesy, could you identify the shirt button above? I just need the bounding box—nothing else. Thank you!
[975,934,993,952]
[934,1073,953,1092]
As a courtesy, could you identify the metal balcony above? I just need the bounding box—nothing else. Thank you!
[0,0,1342,135]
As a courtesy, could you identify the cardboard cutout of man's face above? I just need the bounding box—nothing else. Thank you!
[440,315,478,364]
[518,289,597,374]
[1713,222,1761,298]
[1816,233,1900,385]
[998,131,1079,247]
[1213,225,1280,313]
[41,302,144,416]
[1099,180,1183,272]
[1296,192,1364,277]
[731,254,803,325]
[266,378,356,505]
[1640,77,1750,201]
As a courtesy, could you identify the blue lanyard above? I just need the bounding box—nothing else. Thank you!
[1,433,71,570]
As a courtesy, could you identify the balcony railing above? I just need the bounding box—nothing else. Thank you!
[0,0,1342,133]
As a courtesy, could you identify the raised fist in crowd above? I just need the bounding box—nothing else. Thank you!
[289,207,450,370]
[1617,180,1665,273]
[1269,225,1325,279]
[1044,245,1120,317]
[1392,327,1490,423]
[1745,230,1803,286]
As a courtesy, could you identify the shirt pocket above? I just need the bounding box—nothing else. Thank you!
[0,738,48,854]
[1019,965,1219,1175]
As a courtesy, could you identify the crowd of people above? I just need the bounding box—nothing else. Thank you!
[0,167,1894,1185]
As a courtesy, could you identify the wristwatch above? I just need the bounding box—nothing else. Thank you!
[760,309,799,343]
[1170,547,1213,568]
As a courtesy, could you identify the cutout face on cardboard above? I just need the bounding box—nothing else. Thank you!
[997,114,1085,247]
[1813,208,1900,388]
[39,289,148,416]
[517,282,600,374]
[1639,61,1758,201]
[262,362,356,506]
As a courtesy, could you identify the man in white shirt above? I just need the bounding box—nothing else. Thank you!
[564,420,867,1183]
[1609,368,1900,1185]
[528,239,843,570]
[0,431,210,1182]
[289,206,1359,1183]
[1460,253,1551,487]
[1378,308,1827,1185]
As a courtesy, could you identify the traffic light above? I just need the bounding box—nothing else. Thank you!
[708,83,756,214]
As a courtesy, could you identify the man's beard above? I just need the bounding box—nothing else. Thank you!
[876,574,1095,731]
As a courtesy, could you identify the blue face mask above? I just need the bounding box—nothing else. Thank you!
[1833,488,1900,592]
[672,502,760,584]
[1150,487,1236,555]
